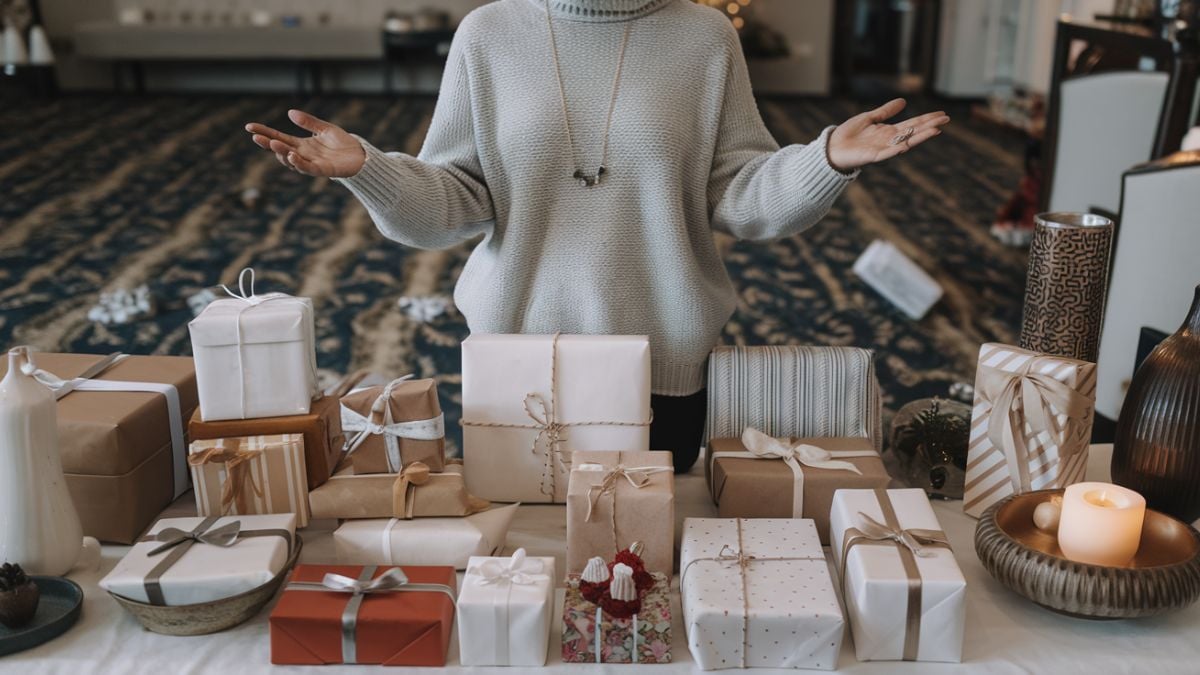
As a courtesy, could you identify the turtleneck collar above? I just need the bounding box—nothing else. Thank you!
[532,0,674,22]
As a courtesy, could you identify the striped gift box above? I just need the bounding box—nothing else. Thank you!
[705,345,882,451]
[189,434,310,527]
[963,343,1096,518]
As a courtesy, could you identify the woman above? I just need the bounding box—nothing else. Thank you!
[245,0,948,473]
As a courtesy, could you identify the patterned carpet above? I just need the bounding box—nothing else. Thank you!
[0,94,1027,454]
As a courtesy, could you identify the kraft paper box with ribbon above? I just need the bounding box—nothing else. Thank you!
[333,504,519,570]
[829,488,965,663]
[0,352,198,544]
[705,345,883,450]
[341,376,445,475]
[270,564,457,666]
[963,343,1096,518]
[680,517,844,671]
[566,450,674,576]
[188,268,319,422]
[561,572,672,664]
[461,333,652,503]
[188,434,311,528]
[309,460,489,520]
[99,514,296,606]
[187,394,344,490]
[707,428,891,545]
[457,549,556,667]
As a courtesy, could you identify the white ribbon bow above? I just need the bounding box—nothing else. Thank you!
[709,427,875,518]
[473,548,548,586]
[341,375,446,472]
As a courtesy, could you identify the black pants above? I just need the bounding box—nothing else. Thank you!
[649,389,706,474]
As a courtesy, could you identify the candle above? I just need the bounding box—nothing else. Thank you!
[1057,482,1146,567]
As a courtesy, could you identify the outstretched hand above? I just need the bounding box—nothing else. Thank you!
[244,109,366,178]
[827,99,949,172]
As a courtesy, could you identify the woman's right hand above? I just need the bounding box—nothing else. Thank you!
[244,109,366,178]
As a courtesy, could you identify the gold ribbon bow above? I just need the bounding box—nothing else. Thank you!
[839,489,951,662]
[976,359,1093,493]
[391,461,431,519]
[188,439,264,515]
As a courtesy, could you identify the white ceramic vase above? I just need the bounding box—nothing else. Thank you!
[0,347,84,575]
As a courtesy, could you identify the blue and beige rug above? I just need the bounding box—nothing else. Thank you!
[0,94,1027,454]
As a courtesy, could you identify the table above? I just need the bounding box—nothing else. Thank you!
[10,444,1200,673]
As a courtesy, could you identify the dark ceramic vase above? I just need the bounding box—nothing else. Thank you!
[1112,285,1200,522]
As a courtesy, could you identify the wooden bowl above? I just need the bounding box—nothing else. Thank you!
[976,490,1200,619]
[109,536,302,635]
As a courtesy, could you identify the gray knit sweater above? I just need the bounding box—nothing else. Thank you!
[337,0,857,396]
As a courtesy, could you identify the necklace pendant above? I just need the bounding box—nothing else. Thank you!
[573,167,606,188]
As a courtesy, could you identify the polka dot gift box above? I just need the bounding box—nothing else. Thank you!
[679,518,844,670]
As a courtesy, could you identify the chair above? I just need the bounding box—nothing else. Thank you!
[1095,150,1200,420]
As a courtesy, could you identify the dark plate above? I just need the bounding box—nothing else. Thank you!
[0,577,83,657]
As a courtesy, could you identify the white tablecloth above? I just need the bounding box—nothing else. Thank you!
[10,444,1200,674]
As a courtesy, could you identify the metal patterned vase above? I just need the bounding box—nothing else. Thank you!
[1019,212,1115,363]
[1111,285,1200,522]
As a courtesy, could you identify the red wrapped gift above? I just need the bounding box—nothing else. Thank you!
[270,564,456,666]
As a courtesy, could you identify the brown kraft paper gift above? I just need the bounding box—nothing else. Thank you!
[308,461,489,520]
[0,352,199,544]
[340,378,445,474]
[708,436,891,545]
[566,450,674,576]
[187,394,344,490]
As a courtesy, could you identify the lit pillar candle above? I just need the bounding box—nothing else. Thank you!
[1057,482,1146,566]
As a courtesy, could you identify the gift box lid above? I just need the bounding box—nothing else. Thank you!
[189,296,313,347]
[0,353,198,476]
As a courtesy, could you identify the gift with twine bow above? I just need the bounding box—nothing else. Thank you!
[460,333,652,503]
[458,549,556,666]
[308,460,490,520]
[707,427,890,544]
[679,517,844,671]
[566,451,673,576]
[830,488,965,663]
[963,343,1096,518]
[99,514,296,606]
[340,375,446,475]
[270,564,457,666]
[188,434,311,527]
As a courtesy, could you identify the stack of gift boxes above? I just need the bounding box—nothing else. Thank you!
[14,266,1103,669]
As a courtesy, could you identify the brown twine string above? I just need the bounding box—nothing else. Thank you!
[460,333,653,497]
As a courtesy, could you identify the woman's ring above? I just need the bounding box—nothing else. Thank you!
[891,127,915,146]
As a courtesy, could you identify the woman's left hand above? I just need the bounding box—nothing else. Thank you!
[827,98,950,172]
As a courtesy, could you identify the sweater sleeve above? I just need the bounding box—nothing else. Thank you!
[707,28,858,242]
[334,28,493,250]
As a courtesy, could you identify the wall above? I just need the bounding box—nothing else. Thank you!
[744,0,835,95]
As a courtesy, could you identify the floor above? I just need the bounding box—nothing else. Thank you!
[0,94,1028,454]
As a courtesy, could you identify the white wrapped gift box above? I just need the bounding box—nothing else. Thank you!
[830,488,966,663]
[100,514,295,605]
[188,272,318,421]
[680,518,844,671]
[457,550,556,667]
[332,504,519,569]
[461,334,651,503]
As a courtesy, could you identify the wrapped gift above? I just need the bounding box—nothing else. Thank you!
[270,564,456,666]
[188,268,319,421]
[458,549,556,666]
[562,572,672,664]
[341,376,445,474]
[333,504,519,569]
[963,343,1096,518]
[705,345,882,451]
[707,428,890,544]
[830,488,965,662]
[187,395,344,490]
[100,514,296,605]
[567,450,674,576]
[680,518,844,671]
[188,434,311,528]
[461,333,652,503]
[0,352,197,544]
[309,461,488,520]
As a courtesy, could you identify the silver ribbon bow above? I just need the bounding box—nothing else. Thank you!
[148,519,241,556]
